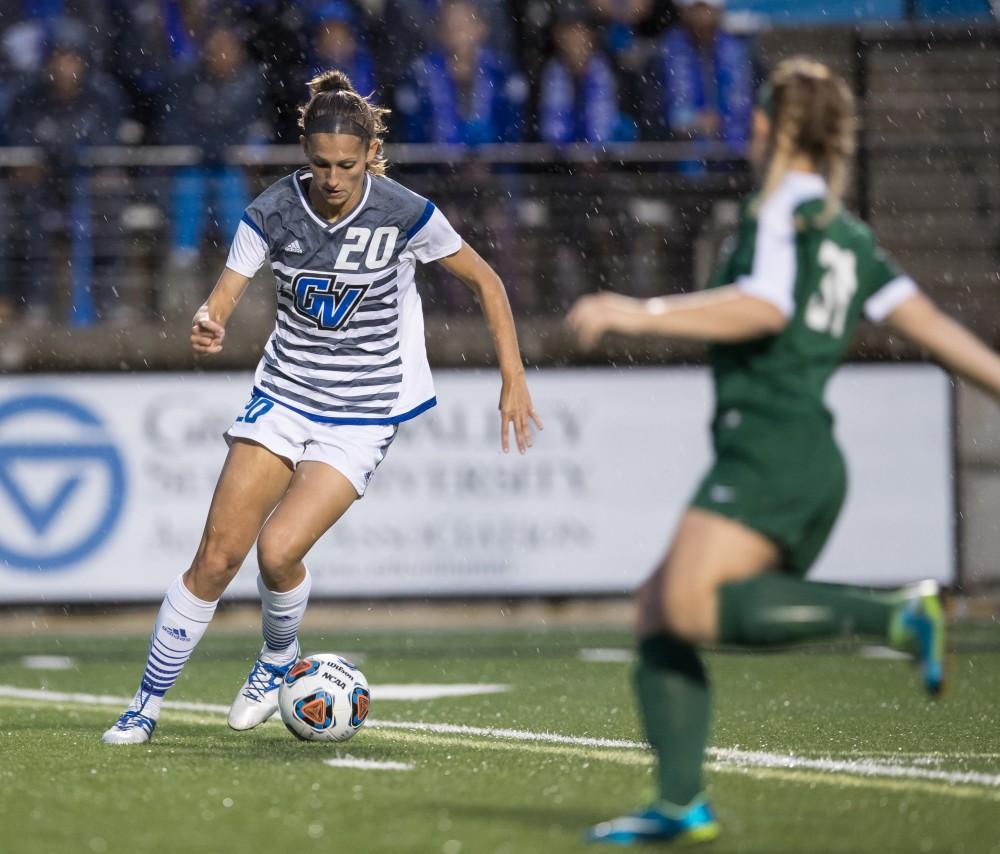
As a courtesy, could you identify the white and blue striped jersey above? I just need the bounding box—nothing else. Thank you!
[226,169,462,424]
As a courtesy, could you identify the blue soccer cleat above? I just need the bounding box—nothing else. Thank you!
[228,654,296,731]
[102,709,157,745]
[587,800,720,846]
[891,580,948,697]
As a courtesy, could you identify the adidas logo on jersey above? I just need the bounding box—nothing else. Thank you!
[285,240,304,254]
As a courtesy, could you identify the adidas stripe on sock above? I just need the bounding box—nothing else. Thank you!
[132,574,218,717]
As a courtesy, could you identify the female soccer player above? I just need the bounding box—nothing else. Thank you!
[103,70,542,744]
[568,57,1000,845]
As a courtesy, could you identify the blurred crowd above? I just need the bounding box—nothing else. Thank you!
[1,1,995,327]
[0,0,760,150]
[0,0,760,323]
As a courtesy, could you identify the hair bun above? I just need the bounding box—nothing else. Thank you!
[309,69,356,97]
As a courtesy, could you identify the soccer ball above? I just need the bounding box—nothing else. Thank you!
[278,653,371,742]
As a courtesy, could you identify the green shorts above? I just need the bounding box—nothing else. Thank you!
[690,412,847,575]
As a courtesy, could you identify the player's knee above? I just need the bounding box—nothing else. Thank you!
[256,531,301,585]
[660,572,712,643]
[190,537,245,587]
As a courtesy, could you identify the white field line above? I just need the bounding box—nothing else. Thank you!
[713,766,1000,802]
[578,648,635,663]
[324,758,414,771]
[710,747,1000,789]
[1,684,998,793]
[0,683,505,706]
[20,656,77,670]
[831,750,1000,760]
[368,719,1000,790]
[325,728,1000,801]
[858,646,911,660]
[367,718,647,749]
[375,684,508,701]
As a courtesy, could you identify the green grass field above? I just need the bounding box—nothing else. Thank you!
[1,623,998,854]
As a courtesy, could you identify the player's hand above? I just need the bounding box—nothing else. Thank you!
[191,307,226,354]
[566,292,619,350]
[499,372,543,455]
[567,291,651,350]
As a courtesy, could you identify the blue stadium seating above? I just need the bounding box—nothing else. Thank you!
[724,0,994,25]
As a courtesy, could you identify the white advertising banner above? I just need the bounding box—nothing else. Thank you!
[0,367,952,603]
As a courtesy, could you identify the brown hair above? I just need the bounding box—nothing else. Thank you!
[298,69,390,176]
[758,57,856,225]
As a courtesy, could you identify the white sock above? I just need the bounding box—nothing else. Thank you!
[258,569,311,665]
[131,574,218,719]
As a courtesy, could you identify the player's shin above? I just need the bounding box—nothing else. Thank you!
[227,569,312,731]
[102,574,218,744]
[258,567,312,665]
[717,574,896,645]
[635,633,712,810]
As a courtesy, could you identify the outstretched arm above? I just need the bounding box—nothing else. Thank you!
[437,243,543,453]
[886,292,1000,398]
[566,286,787,349]
[190,267,252,354]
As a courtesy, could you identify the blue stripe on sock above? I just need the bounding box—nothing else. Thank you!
[147,650,185,671]
[149,642,189,660]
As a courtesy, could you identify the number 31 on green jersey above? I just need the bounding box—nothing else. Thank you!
[806,240,858,339]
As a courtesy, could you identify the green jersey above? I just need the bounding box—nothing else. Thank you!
[706,171,916,423]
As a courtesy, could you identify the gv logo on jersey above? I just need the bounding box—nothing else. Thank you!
[292,272,370,331]
[0,394,126,572]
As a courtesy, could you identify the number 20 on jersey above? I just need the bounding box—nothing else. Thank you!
[335,227,399,271]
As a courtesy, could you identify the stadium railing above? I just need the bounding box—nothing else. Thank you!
[0,142,752,369]
[3,9,999,371]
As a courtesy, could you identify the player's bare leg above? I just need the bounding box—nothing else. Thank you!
[589,510,777,845]
[103,440,294,744]
[640,509,780,642]
[228,461,359,730]
[590,508,947,845]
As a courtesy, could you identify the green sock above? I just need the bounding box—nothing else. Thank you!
[635,634,711,809]
[718,574,899,647]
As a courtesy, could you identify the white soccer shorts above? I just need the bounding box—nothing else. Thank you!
[224,393,397,497]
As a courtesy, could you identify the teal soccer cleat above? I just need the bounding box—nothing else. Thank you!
[891,580,948,697]
[587,800,720,846]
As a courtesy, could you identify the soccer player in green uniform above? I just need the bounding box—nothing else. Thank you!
[567,57,1000,846]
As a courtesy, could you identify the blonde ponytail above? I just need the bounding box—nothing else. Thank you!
[754,57,856,226]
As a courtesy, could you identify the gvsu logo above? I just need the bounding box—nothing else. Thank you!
[0,395,126,572]
[292,273,369,331]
